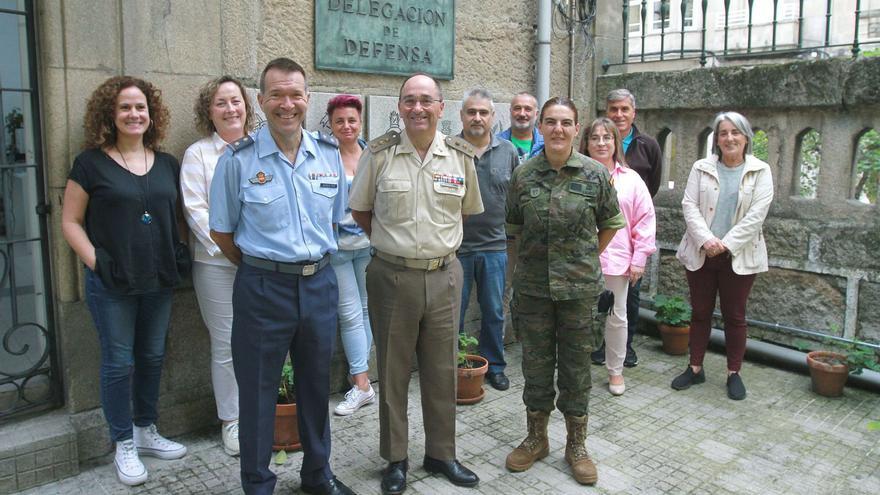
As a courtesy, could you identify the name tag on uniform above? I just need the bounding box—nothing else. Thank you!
[569,181,598,198]
[320,183,337,189]
[433,173,464,190]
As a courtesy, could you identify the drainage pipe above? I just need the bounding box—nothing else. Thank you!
[536,0,552,105]
[638,308,880,393]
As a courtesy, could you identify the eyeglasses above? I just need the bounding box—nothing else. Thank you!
[588,135,614,144]
[401,97,442,109]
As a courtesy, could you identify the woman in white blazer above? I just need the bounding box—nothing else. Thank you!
[671,111,773,401]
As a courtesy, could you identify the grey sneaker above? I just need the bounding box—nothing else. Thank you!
[671,367,706,390]
[727,373,746,400]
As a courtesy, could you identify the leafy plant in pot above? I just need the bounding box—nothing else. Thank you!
[457,333,488,405]
[654,295,692,355]
[804,338,880,397]
[274,358,301,451]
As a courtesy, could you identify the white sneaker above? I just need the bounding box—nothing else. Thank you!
[221,420,240,456]
[133,424,187,460]
[115,439,148,486]
[333,385,376,416]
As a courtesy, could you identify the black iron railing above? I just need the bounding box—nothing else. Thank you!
[609,0,879,71]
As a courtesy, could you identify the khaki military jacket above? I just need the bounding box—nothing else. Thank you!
[507,151,625,301]
[349,129,484,259]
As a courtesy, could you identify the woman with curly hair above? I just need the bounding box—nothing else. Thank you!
[180,76,255,455]
[61,76,187,486]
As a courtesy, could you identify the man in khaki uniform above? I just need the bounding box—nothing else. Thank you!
[350,73,483,495]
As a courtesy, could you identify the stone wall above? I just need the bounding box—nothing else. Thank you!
[28,0,587,471]
[596,57,880,347]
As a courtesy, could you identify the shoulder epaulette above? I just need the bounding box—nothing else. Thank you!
[368,130,401,153]
[314,131,339,148]
[445,135,476,158]
[229,135,254,153]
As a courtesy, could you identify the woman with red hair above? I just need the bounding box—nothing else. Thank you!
[326,94,376,416]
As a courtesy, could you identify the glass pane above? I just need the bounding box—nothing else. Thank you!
[853,129,880,205]
[0,1,25,12]
[0,10,30,89]
[683,0,694,28]
[629,5,642,33]
[3,91,33,165]
[0,239,49,379]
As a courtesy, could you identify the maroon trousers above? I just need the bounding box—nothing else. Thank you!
[685,254,756,372]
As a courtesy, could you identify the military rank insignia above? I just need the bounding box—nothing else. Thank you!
[248,171,273,185]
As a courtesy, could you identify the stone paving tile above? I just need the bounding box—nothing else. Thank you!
[18,335,880,494]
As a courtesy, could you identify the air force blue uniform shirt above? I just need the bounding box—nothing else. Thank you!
[209,126,346,263]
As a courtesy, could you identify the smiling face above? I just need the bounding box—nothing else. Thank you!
[606,97,636,136]
[587,124,616,168]
[716,119,748,163]
[398,74,444,139]
[210,81,246,141]
[538,104,580,157]
[113,86,150,140]
[258,68,309,139]
[460,96,494,140]
[330,106,362,145]
[510,94,538,133]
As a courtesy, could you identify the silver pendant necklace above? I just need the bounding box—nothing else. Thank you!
[116,145,152,225]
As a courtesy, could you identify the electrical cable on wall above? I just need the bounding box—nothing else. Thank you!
[553,0,597,62]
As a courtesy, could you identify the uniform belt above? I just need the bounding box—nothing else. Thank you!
[373,250,455,271]
[242,254,329,276]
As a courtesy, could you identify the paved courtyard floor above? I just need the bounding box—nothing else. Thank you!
[20,335,880,494]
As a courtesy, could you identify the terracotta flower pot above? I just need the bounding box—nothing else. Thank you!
[273,402,302,451]
[457,354,488,405]
[806,351,849,397]
[659,324,689,355]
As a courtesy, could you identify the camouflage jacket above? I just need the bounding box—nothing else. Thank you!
[506,151,626,301]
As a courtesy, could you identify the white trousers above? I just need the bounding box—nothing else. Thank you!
[192,262,239,421]
[603,274,630,376]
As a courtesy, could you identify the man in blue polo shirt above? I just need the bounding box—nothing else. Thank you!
[209,58,353,495]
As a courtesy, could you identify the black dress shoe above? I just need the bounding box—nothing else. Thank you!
[423,456,479,487]
[485,372,510,391]
[300,476,355,495]
[381,459,407,495]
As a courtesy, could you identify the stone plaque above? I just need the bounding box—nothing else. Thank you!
[315,0,455,79]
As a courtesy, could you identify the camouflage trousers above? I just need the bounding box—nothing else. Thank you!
[513,293,597,416]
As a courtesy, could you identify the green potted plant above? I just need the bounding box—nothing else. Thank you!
[274,358,301,451]
[654,295,692,355]
[805,339,880,397]
[457,333,488,405]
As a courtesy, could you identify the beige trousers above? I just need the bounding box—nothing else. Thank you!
[366,255,462,462]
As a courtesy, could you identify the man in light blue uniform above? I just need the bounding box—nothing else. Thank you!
[209,58,354,495]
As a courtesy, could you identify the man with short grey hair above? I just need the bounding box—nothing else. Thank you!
[593,88,663,369]
[457,88,519,391]
[497,92,543,163]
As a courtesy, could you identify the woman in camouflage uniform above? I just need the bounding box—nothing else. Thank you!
[504,97,626,485]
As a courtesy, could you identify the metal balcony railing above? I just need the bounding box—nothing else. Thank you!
[608,0,880,71]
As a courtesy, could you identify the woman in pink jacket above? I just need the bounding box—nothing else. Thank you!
[581,117,656,395]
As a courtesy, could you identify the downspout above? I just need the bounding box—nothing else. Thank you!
[568,0,576,98]
[536,0,551,106]
[639,308,880,392]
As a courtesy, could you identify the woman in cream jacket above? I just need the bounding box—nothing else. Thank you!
[671,111,773,401]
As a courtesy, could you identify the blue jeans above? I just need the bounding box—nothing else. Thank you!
[84,269,173,442]
[458,250,507,373]
[330,247,372,376]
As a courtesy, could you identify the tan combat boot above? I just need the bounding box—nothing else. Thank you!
[505,409,550,472]
[564,414,598,485]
